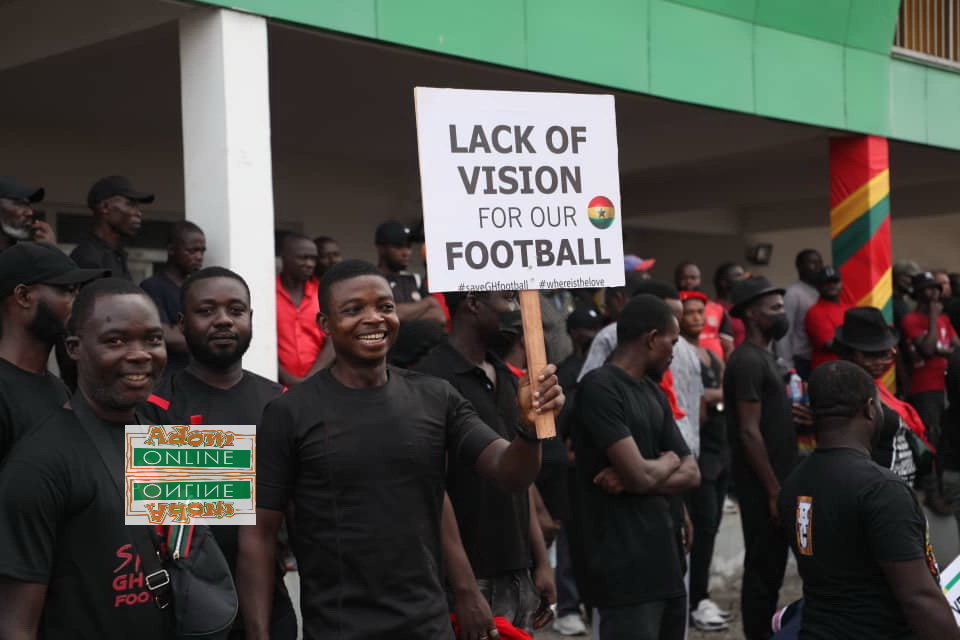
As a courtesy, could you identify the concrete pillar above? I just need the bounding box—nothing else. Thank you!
[829,135,893,388]
[179,8,277,381]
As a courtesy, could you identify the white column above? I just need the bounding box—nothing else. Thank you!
[179,8,277,381]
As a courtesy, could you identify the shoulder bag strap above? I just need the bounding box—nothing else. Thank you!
[72,393,175,610]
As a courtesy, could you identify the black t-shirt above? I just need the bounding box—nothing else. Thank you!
[570,364,691,607]
[70,233,131,281]
[778,448,936,639]
[384,270,429,304]
[140,271,188,374]
[0,403,170,639]
[0,357,70,464]
[139,368,293,629]
[415,342,530,577]
[724,342,798,482]
[256,366,501,639]
[699,349,729,482]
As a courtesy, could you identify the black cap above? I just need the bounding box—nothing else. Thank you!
[0,176,44,203]
[729,276,785,319]
[0,242,108,298]
[833,307,898,352]
[814,266,841,285]
[567,304,603,332]
[375,220,412,246]
[912,271,941,292]
[87,175,154,209]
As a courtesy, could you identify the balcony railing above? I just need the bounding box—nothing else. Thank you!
[893,0,960,69]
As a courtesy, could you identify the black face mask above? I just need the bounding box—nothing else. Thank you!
[497,309,522,335]
[769,314,790,341]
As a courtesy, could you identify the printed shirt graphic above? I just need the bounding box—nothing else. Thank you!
[795,496,813,556]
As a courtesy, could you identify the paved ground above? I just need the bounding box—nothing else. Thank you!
[285,502,960,639]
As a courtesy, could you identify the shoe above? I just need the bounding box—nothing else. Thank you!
[723,497,738,514]
[700,598,732,621]
[552,613,588,636]
[690,599,730,631]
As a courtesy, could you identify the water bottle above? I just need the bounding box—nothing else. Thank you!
[788,370,806,404]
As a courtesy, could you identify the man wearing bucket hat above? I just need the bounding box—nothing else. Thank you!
[724,276,798,640]
[834,307,929,484]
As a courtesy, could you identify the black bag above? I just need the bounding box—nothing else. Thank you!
[74,394,238,639]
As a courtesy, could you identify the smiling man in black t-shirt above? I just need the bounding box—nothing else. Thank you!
[0,278,170,639]
[139,266,296,639]
[779,361,959,640]
[237,260,564,640]
[0,242,106,464]
[571,294,700,640]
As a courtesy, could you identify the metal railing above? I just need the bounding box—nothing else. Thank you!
[893,0,960,70]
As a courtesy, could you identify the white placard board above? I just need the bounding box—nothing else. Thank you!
[940,553,960,624]
[414,87,625,293]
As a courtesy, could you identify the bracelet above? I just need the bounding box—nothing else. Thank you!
[514,422,540,443]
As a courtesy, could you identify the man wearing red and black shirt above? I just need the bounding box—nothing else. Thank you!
[902,271,960,446]
[804,267,849,372]
[276,233,329,386]
[676,262,734,361]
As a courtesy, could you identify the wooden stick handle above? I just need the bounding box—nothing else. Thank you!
[518,290,556,439]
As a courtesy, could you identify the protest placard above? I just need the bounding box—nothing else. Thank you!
[414,88,625,438]
[940,553,960,624]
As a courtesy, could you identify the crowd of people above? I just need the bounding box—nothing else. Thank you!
[0,173,958,640]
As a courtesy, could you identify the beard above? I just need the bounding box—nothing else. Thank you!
[185,329,252,370]
[27,301,67,345]
[1,220,32,240]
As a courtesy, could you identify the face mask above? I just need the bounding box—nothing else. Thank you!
[497,309,522,336]
[769,314,790,341]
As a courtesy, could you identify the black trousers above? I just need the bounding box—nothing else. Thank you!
[685,468,727,608]
[737,478,788,640]
[910,390,946,448]
[597,596,687,640]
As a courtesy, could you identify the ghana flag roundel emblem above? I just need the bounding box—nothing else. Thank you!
[587,196,615,229]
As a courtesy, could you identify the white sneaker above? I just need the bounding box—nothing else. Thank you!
[700,598,733,621]
[552,613,588,636]
[723,497,738,514]
[691,599,730,631]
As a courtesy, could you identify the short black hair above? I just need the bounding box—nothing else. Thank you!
[68,277,155,336]
[180,266,250,311]
[319,259,387,312]
[809,360,877,423]
[167,220,203,246]
[633,280,680,301]
[314,235,337,246]
[795,249,821,270]
[713,262,739,293]
[443,290,489,317]
[279,231,313,255]
[674,261,698,282]
[618,294,675,344]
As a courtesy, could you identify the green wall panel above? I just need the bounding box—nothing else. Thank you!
[649,1,754,112]
[755,27,845,128]
[667,0,757,22]
[376,0,526,68]
[846,0,900,54]
[888,60,927,142]
[196,0,377,38]
[754,0,851,46]
[844,49,889,134]
[526,0,649,92]
[926,68,960,149]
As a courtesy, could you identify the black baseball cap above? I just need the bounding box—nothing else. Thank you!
[912,271,941,292]
[0,242,108,299]
[814,266,841,285]
[0,176,44,203]
[567,304,603,332]
[375,220,412,246]
[87,175,155,209]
